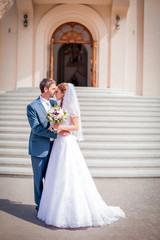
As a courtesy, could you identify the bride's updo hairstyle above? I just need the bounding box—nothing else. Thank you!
[57,82,68,94]
[57,82,68,106]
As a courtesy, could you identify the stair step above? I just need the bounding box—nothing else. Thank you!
[17,87,136,94]
[0,157,31,166]
[0,96,160,104]
[0,126,160,135]
[1,115,160,123]
[7,88,130,94]
[86,159,160,167]
[0,157,160,168]
[0,148,160,158]
[83,150,160,158]
[0,88,159,96]
[89,168,160,177]
[0,166,33,176]
[0,88,159,97]
[0,133,29,141]
[0,166,160,177]
[1,101,160,108]
[0,105,160,112]
[84,136,160,142]
[80,143,160,150]
[84,128,160,134]
[0,133,160,142]
[1,141,160,150]
[1,108,160,116]
[0,121,160,128]
[81,106,160,111]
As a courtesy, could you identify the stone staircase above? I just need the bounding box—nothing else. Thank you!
[0,87,160,177]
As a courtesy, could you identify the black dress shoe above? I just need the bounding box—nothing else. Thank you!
[35,206,39,211]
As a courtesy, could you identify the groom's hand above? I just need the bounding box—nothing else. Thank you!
[48,126,54,131]
[58,130,70,136]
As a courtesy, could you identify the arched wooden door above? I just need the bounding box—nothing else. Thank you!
[50,22,96,87]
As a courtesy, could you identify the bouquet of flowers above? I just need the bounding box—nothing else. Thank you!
[46,105,67,133]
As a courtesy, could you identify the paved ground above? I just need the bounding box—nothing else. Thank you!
[0,176,160,240]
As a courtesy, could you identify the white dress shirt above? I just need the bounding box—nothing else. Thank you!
[40,96,52,112]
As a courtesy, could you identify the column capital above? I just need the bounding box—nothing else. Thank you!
[0,0,14,19]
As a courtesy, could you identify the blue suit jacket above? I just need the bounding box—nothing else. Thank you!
[27,96,57,158]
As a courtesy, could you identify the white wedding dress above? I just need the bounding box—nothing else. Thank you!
[37,84,125,228]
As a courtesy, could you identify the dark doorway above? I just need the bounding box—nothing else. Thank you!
[57,43,88,86]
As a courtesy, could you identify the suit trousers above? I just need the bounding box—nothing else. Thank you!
[31,141,53,207]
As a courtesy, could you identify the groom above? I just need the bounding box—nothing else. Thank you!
[27,78,68,211]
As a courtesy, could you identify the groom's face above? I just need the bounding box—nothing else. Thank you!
[47,83,56,98]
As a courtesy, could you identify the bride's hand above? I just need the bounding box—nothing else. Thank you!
[58,130,70,136]
[53,123,60,129]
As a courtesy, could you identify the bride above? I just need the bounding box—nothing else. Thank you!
[37,83,125,228]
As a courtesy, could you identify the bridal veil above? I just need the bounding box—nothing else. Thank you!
[62,83,84,142]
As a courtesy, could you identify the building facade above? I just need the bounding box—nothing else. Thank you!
[0,0,160,96]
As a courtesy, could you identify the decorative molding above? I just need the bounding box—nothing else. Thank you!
[0,0,14,19]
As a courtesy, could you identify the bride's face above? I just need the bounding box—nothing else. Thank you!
[55,87,64,101]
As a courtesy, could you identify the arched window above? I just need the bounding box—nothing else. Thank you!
[52,22,93,44]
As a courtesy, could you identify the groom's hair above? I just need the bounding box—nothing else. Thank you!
[39,78,56,93]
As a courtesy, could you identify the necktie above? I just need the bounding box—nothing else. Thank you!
[46,101,50,111]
